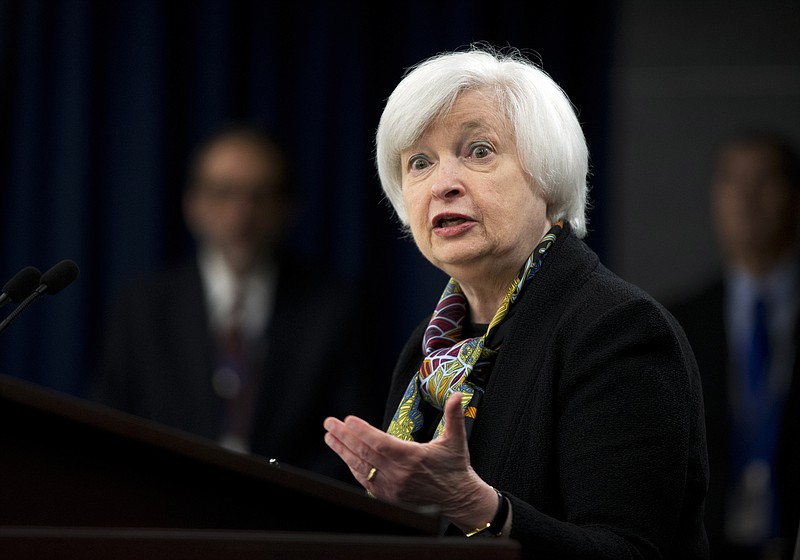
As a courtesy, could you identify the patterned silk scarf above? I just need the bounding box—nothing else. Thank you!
[386,222,562,442]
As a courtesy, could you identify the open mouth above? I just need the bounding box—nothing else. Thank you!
[438,217,466,227]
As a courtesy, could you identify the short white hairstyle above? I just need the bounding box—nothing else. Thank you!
[375,44,590,238]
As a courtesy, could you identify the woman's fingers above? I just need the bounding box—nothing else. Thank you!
[324,415,393,487]
[442,392,468,446]
[324,394,473,499]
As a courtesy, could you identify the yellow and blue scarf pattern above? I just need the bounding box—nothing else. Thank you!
[386,222,562,442]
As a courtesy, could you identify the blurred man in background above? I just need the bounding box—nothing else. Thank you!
[93,123,385,483]
[669,129,800,560]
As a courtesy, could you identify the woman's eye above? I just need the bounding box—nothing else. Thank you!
[409,155,429,171]
[471,143,492,159]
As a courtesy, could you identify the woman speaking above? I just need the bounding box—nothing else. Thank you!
[324,44,709,560]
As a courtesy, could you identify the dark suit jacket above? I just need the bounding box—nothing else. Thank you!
[383,225,709,560]
[669,276,800,560]
[94,254,387,483]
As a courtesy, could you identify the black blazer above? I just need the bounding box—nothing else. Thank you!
[94,254,387,483]
[669,276,800,560]
[383,226,709,559]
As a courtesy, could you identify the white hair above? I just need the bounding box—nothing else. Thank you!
[375,44,590,238]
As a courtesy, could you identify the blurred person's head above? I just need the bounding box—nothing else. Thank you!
[183,124,294,275]
[711,130,800,277]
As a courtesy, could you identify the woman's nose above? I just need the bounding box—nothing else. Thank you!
[430,161,466,200]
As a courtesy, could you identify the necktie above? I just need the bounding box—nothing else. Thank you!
[747,296,769,395]
[213,288,246,398]
[213,287,256,452]
[727,294,777,546]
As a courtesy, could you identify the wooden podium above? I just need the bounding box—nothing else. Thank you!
[0,374,520,559]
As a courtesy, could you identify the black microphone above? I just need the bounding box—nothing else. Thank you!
[0,259,80,335]
[0,266,42,308]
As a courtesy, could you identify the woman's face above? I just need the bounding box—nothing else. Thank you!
[400,89,551,291]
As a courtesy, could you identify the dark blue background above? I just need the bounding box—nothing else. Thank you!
[0,0,614,396]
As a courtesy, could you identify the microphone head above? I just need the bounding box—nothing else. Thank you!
[40,259,80,295]
[3,266,42,301]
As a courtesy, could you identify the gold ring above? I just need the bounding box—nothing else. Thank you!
[367,467,378,482]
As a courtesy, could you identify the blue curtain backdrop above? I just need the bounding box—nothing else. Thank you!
[0,0,614,397]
